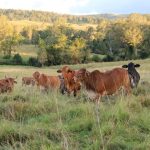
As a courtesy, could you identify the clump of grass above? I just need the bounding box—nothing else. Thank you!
[139,95,150,107]
[0,120,32,146]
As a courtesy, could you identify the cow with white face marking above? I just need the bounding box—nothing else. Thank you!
[122,62,140,88]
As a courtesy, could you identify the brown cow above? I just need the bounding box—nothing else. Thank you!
[0,77,17,93]
[22,77,35,86]
[33,71,62,92]
[57,66,81,97]
[75,68,131,102]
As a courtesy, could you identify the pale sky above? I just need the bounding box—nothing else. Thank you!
[0,0,149,14]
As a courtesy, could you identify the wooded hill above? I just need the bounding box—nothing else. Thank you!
[0,9,127,24]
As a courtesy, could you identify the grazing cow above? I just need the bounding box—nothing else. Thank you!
[75,68,131,102]
[122,62,140,88]
[57,66,81,97]
[22,77,35,86]
[0,77,17,93]
[33,71,64,92]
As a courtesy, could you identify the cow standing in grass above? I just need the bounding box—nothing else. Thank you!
[75,68,131,102]
[33,71,66,93]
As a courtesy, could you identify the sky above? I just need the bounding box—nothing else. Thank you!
[0,0,149,15]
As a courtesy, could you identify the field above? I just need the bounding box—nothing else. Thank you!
[0,59,150,150]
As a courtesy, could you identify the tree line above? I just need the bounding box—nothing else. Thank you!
[0,9,126,24]
[0,13,150,66]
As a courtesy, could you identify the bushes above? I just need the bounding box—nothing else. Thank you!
[91,55,102,62]
[103,54,114,62]
[0,55,41,67]
[13,54,23,65]
[28,57,41,67]
[0,54,23,65]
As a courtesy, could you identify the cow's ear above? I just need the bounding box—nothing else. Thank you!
[134,64,140,68]
[57,70,62,73]
[122,65,128,68]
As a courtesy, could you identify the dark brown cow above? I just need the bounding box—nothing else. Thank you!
[0,77,17,93]
[22,77,35,86]
[33,71,61,92]
[75,68,131,102]
[57,66,81,96]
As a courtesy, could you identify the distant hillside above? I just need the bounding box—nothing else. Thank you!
[0,9,127,24]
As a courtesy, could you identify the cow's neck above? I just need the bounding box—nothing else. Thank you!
[82,76,95,91]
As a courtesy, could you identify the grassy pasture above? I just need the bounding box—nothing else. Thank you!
[0,59,150,150]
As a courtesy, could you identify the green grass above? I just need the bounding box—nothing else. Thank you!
[0,59,150,149]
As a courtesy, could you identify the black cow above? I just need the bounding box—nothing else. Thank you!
[122,62,140,88]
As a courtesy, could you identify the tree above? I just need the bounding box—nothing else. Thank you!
[123,25,143,58]
[0,31,23,57]
[69,38,87,64]
[37,38,47,66]
[0,15,12,41]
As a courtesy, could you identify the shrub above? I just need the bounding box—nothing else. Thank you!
[3,55,11,59]
[92,55,102,62]
[103,54,114,62]
[139,50,150,59]
[28,57,41,67]
[13,54,23,65]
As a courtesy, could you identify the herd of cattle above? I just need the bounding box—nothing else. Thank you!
[0,62,140,101]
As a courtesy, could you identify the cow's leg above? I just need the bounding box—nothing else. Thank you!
[73,89,77,97]
[124,85,131,95]
[94,94,101,104]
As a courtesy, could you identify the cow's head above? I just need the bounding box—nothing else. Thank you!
[5,77,17,84]
[122,62,140,88]
[33,71,40,80]
[122,62,140,69]
[57,66,75,82]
